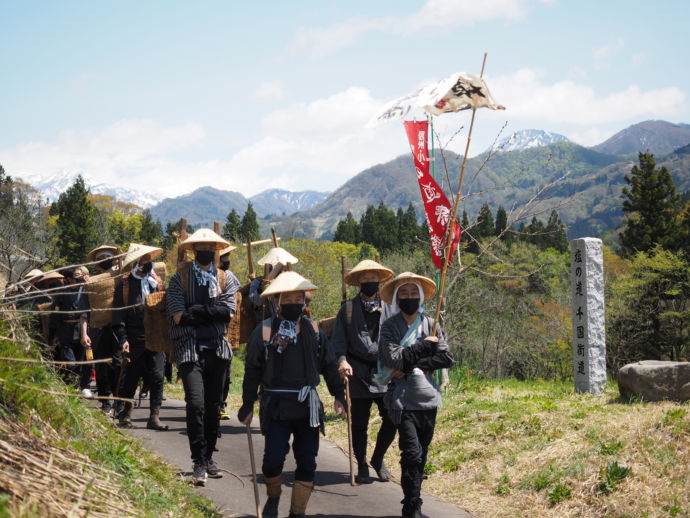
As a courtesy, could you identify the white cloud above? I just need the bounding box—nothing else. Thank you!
[0,90,408,198]
[1,119,207,197]
[567,127,617,147]
[251,80,287,102]
[292,0,548,56]
[593,37,625,59]
[488,68,686,125]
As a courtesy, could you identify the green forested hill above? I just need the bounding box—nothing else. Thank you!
[283,142,690,239]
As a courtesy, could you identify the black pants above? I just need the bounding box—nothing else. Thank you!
[178,350,229,464]
[120,346,165,409]
[221,359,232,409]
[397,409,437,505]
[59,341,91,389]
[350,396,397,467]
[262,418,319,482]
[93,326,121,397]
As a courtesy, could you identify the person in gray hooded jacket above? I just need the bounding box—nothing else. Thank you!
[378,272,453,518]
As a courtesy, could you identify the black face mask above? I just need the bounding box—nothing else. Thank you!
[398,298,420,316]
[220,260,230,271]
[99,259,113,271]
[360,281,379,297]
[137,262,153,275]
[280,303,304,322]
[195,250,215,266]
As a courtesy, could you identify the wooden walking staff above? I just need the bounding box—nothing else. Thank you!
[432,53,488,337]
[246,235,255,280]
[213,221,222,268]
[246,421,261,518]
[344,376,355,486]
[340,256,348,304]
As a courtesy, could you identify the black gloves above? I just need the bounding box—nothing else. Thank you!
[180,304,231,325]
[401,338,439,372]
[237,401,254,423]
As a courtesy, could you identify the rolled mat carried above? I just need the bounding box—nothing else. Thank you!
[227,291,241,350]
[86,271,117,329]
[318,316,337,341]
[144,291,174,354]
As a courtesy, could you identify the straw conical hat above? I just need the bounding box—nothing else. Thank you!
[123,243,164,270]
[87,245,121,262]
[219,244,237,256]
[23,269,44,281]
[257,247,299,266]
[261,271,317,298]
[36,271,64,284]
[380,272,436,304]
[344,260,394,286]
[180,228,230,251]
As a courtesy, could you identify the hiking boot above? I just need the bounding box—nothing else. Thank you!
[80,388,93,397]
[117,405,132,428]
[146,406,169,431]
[370,458,392,482]
[206,458,223,478]
[100,400,113,416]
[355,464,372,484]
[192,461,207,486]
[219,409,230,420]
[262,496,280,518]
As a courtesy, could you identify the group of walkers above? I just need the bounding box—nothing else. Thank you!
[11,226,454,518]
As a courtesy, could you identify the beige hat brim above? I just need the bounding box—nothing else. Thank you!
[380,272,436,304]
[220,245,237,256]
[344,260,394,286]
[87,245,121,263]
[123,243,164,269]
[36,271,65,283]
[23,269,44,281]
[261,271,317,298]
[180,228,231,251]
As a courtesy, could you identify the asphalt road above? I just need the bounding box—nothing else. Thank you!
[126,396,473,518]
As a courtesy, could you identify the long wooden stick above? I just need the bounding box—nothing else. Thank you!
[270,227,279,247]
[246,235,255,280]
[432,52,488,336]
[246,422,261,517]
[240,238,281,248]
[344,377,355,486]
[340,256,348,304]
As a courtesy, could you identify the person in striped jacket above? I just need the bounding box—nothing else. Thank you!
[166,228,240,486]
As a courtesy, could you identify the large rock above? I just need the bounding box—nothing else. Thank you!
[618,361,690,402]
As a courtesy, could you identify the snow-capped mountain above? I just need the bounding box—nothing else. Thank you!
[249,188,330,216]
[493,129,571,153]
[18,170,163,208]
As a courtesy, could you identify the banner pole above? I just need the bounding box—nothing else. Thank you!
[432,52,488,336]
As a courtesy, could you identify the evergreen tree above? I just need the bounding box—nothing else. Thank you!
[50,176,99,264]
[525,217,546,248]
[373,201,398,252]
[334,211,360,244]
[139,209,164,246]
[544,209,568,252]
[223,209,242,242]
[239,202,260,241]
[495,206,508,238]
[620,152,680,255]
[359,205,377,245]
[398,204,420,248]
[476,203,495,239]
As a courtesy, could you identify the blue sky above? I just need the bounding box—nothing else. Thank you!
[1,0,688,198]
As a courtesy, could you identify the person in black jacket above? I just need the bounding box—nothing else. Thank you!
[332,259,397,484]
[378,272,454,518]
[49,267,91,390]
[238,271,345,518]
[112,244,165,430]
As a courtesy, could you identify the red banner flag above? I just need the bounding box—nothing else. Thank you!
[403,120,461,269]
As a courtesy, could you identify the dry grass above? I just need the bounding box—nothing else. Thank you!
[0,407,136,517]
[321,376,690,518]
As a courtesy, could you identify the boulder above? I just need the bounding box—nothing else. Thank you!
[618,360,690,402]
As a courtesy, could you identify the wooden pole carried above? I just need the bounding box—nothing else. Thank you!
[270,227,279,248]
[246,422,261,517]
[432,53,488,336]
[345,377,355,486]
[213,221,222,268]
[246,235,255,280]
[340,256,348,304]
[176,218,188,266]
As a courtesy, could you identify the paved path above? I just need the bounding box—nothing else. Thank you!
[127,397,473,518]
